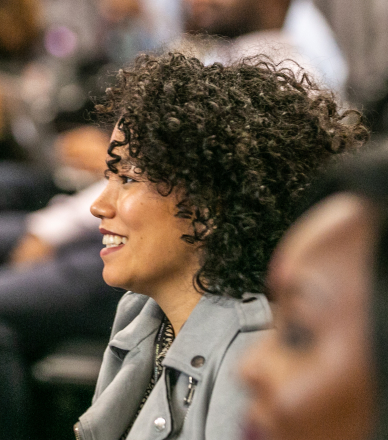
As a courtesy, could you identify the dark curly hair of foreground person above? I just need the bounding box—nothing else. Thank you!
[96,51,368,298]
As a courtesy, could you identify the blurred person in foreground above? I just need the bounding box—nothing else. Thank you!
[240,148,388,440]
[74,50,366,440]
[181,0,348,94]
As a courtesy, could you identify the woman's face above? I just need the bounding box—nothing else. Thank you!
[240,194,378,440]
[90,125,201,297]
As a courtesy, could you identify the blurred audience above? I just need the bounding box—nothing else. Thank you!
[240,147,388,440]
[0,0,181,439]
[0,125,120,440]
[97,0,181,64]
[315,0,388,132]
[181,0,348,94]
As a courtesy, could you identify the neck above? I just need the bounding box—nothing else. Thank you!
[152,282,202,334]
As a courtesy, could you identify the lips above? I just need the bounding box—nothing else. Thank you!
[99,227,128,258]
[100,243,124,257]
[99,228,125,237]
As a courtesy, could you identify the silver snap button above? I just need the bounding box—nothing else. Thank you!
[154,417,166,431]
[191,355,205,367]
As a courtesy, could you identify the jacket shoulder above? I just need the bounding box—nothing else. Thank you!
[235,293,273,332]
[205,294,273,440]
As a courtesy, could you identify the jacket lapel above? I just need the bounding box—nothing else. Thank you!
[80,298,164,440]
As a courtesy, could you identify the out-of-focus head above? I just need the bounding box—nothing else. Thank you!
[241,192,378,440]
[182,0,291,37]
[94,50,367,298]
[241,149,388,440]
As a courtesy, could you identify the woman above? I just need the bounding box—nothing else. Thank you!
[240,148,388,440]
[75,51,367,440]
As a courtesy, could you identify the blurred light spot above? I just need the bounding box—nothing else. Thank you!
[44,26,78,58]
[11,116,39,148]
[58,83,85,112]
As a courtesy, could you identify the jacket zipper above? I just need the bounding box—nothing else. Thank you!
[183,376,196,406]
[183,376,197,425]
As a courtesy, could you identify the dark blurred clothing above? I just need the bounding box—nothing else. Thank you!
[0,213,122,440]
[0,323,30,440]
[0,216,121,360]
[0,162,58,212]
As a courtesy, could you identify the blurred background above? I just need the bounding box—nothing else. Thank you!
[0,0,386,438]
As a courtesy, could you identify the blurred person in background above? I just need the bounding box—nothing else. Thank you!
[240,148,388,440]
[0,0,181,210]
[0,0,183,363]
[0,125,125,440]
[181,0,348,94]
[75,50,366,440]
[0,0,183,356]
[97,0,181,64]
[0,0,59,210]
[0,126,117,351]
[0,0,181,438]
[314,0,388,137]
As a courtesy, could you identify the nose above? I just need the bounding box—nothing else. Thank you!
[90,184,116,219]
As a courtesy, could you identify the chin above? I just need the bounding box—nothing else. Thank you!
[102,270,128,290]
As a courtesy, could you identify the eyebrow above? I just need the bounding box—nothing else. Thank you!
[103,159,131,173]
[104,164,142,178]
[120,163,134,172]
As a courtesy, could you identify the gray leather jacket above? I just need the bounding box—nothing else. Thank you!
[75,292,272,440]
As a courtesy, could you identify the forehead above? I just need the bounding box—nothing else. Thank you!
[268,193,377,313]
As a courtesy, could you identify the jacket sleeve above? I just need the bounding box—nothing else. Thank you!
[205,329,272,440]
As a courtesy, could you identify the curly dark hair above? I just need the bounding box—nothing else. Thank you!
[96,51,368,298]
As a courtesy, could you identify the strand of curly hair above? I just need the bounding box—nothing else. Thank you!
[95,51,369,298]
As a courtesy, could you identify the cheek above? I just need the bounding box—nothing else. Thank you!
[241,326,374,440]
[117,193,137,223]
[118,193,154,233]
[268,344,373,440]
[274,365,341,417]
[119,195,188,246]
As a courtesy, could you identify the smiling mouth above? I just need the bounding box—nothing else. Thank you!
[102,234,128,248]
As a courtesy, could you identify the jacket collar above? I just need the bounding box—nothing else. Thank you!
[108,293,272,379]
[162,294,240,380]
[109,296,164,353]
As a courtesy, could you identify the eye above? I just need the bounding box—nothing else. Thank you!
[119,175,136,184]
[280,322,315,351]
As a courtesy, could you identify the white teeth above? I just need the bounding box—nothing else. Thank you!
[102,234,127,248]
